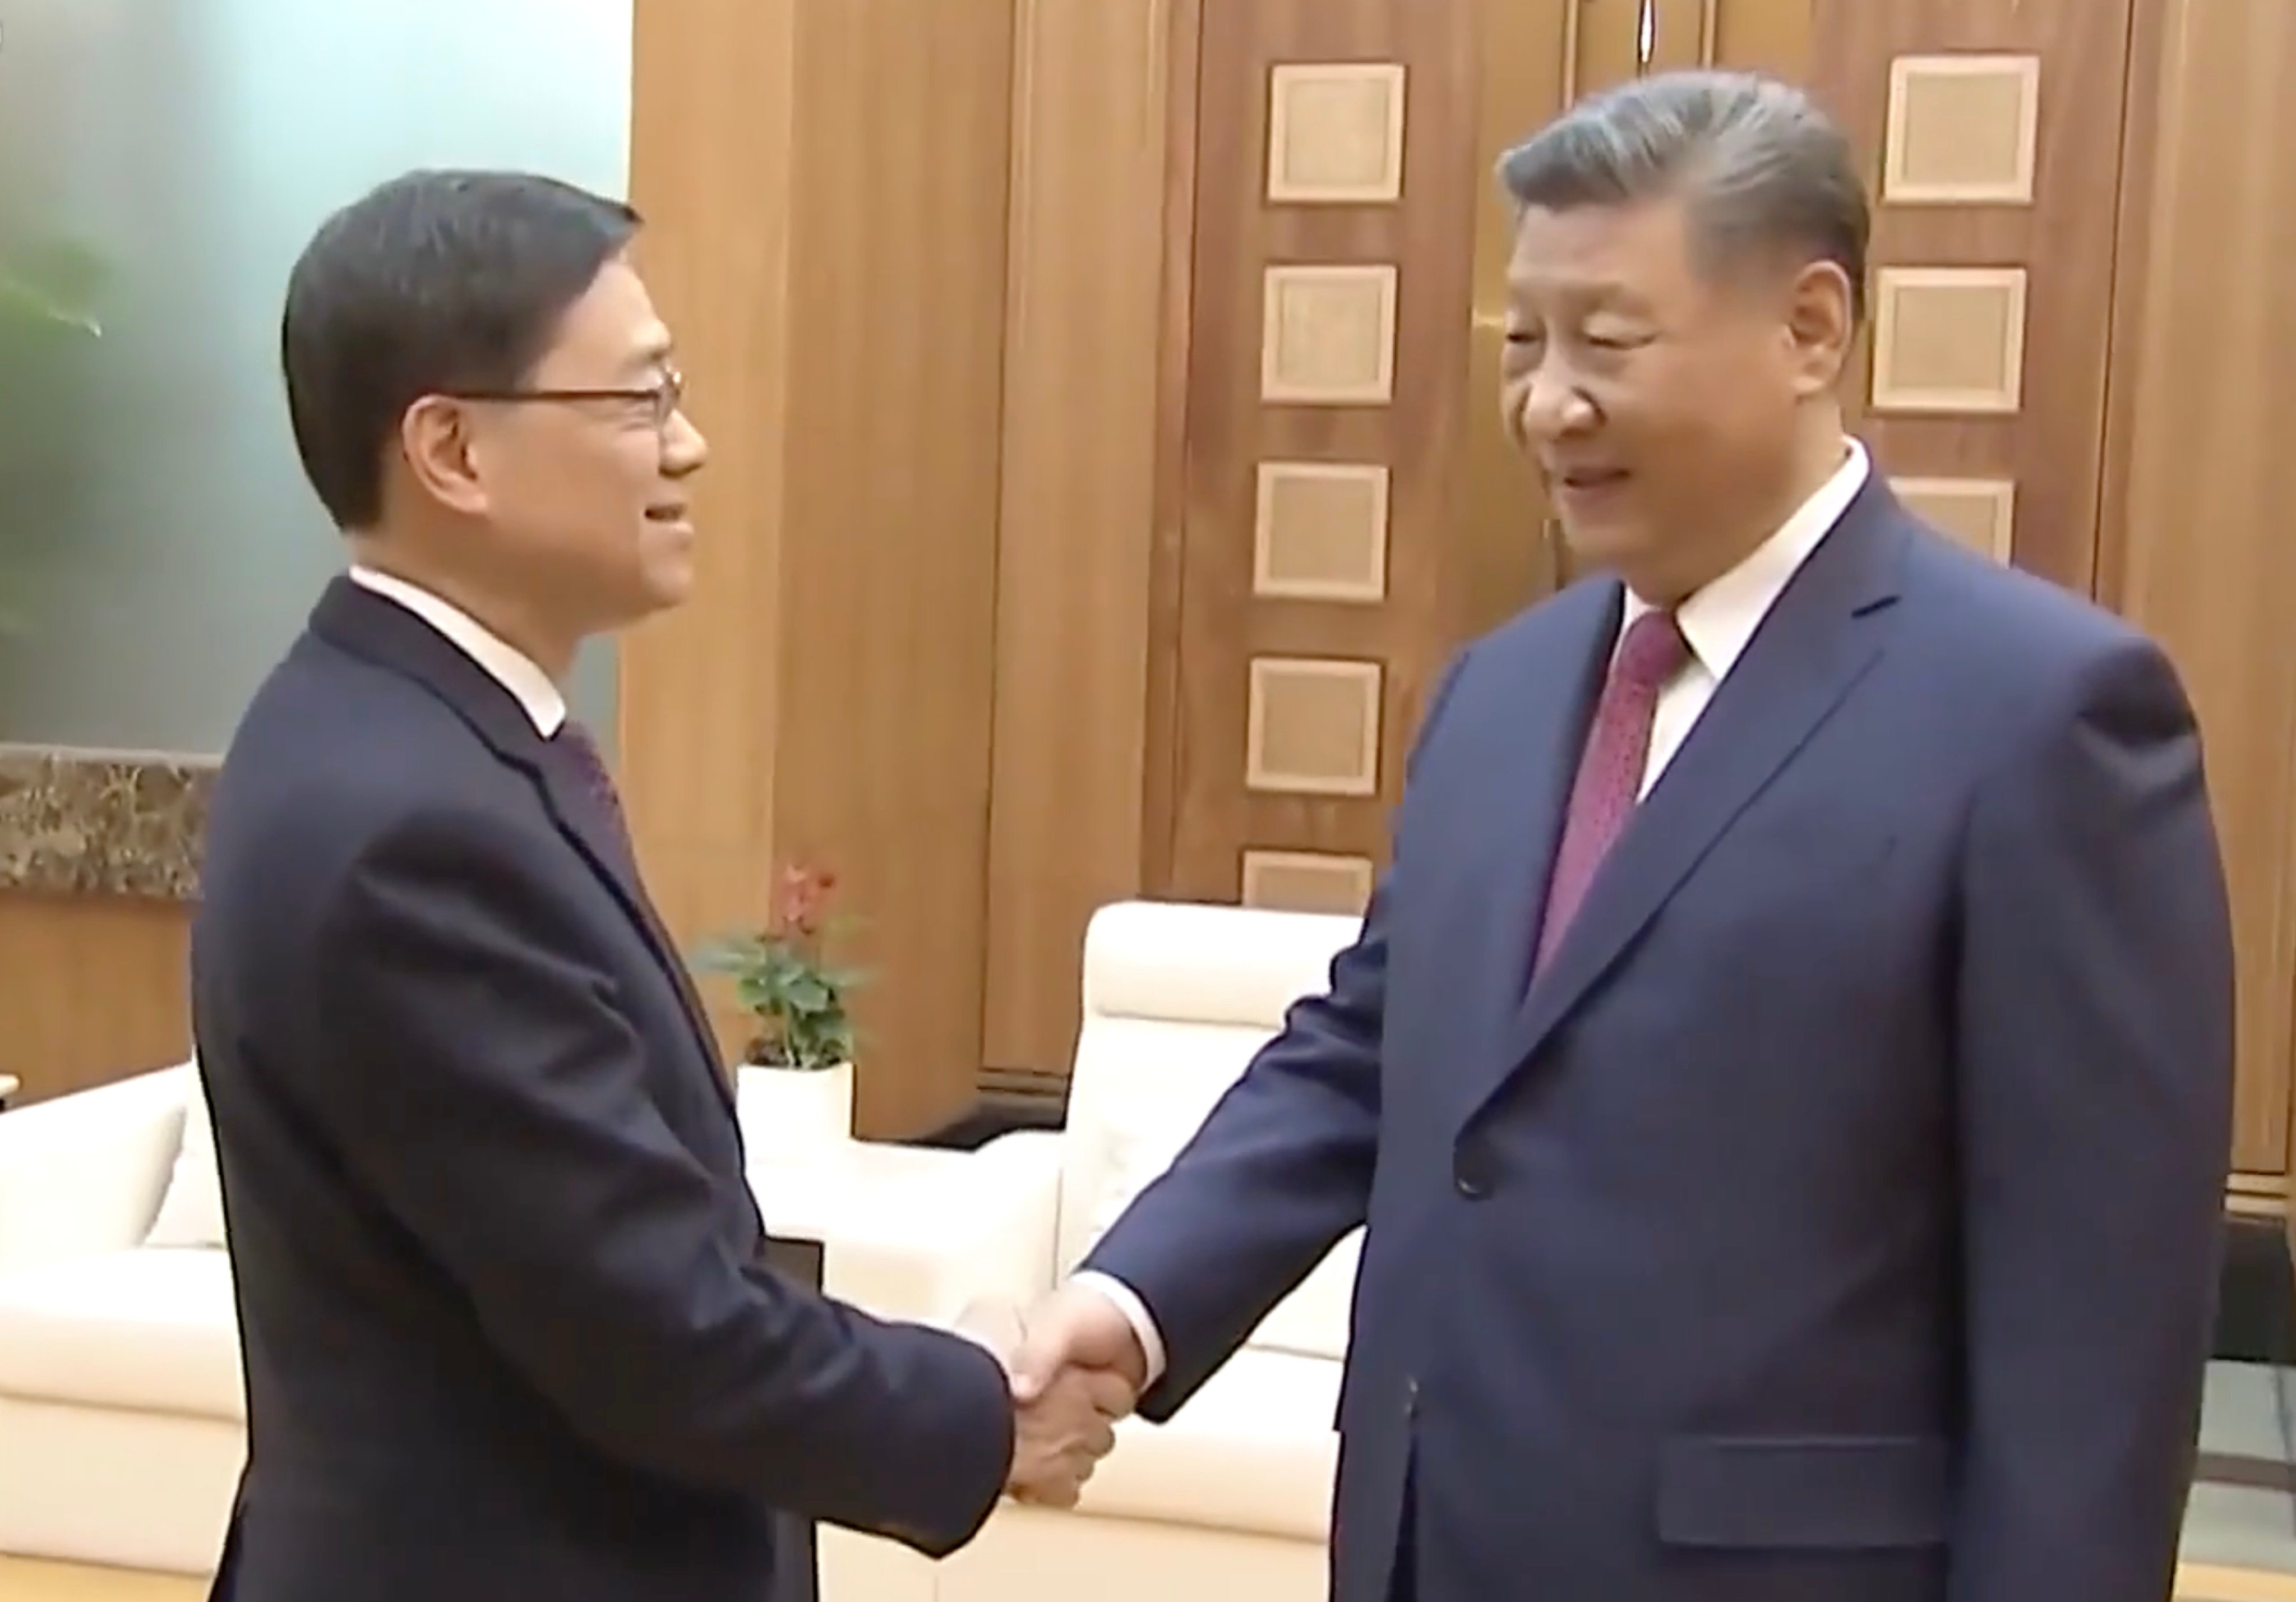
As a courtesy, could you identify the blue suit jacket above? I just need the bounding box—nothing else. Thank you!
[1085,481,2234,1602]
[193,579,1013,1602]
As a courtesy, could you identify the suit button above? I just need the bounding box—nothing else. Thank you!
[1453,1152,1491,1199]
[1403,1375,1419,1420]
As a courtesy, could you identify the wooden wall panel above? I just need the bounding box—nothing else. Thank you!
[0,892,189,1105]
[621,0,795,1074]
[1711,0,1820,79]
[978,0,1170,1087]
[2101,0,2296,1185]
[1458,0,1576,641]
[770,1,1015,1141]
[1807,0,2137,596]
[1154,0,1501,907]
[623,0,1016,1139]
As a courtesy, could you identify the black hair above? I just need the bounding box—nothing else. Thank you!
[280,169,640,528]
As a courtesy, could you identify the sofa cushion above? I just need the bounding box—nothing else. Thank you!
[143,1061,224,1249]
[1067,1015,1273,1261]
[1077,1346,1339,1540]
[0,1246,243,1420]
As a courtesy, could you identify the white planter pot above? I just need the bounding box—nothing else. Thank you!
[736,1061,855,1164]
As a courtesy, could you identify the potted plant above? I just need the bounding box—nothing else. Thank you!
[692,863,864,1163]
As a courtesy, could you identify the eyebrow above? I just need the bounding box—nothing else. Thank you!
[627,335,675,375]
[1504,278,1652,316]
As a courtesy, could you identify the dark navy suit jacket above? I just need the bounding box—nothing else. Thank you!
[1085,481,2234,1602]
[192,578,1014,1602]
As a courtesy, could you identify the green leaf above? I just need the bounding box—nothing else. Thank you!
[0,238,105,338]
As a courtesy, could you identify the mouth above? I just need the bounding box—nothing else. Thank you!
[1548,464,1631,495]
[644,502,692,532]
[1546,466,1634,519]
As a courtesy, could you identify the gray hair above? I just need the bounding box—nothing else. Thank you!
[1496,70,1869,324]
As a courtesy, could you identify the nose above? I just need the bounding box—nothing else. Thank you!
[661,405,708,475]
[1513,364,1598,446]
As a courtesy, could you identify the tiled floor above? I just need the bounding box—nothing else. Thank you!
[5,1365,2294,1600]
[2187,1361,2296,1573]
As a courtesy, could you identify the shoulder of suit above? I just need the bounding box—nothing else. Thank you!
[211,634,542,873]
[1899,523,2158,677]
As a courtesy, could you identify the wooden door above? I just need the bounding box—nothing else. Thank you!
[1147,0,1816,911]
[1805,0,2138,598]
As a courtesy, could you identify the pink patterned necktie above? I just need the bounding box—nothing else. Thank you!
[1532,608,1689,974]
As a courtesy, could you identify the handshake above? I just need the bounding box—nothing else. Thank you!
[955,1284,1151,1508]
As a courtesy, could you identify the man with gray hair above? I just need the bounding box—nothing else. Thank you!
[1004,70,2232,1602]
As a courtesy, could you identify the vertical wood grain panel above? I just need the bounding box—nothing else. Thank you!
[1712,0,1818,79]
[770,0,1015,1139]
[1808,0,2133,599]
[1459,0,1573,639]
[622,0,797,1064]
[1573,0,1653,97]
[979,0,1170,1081]
[1137,0,1207,901]
[0,892,189,1104]
[625,0,1017,1139]
[2103,0,2296,1180]
[1646,0,1718,71]
[1158,0,1491,902]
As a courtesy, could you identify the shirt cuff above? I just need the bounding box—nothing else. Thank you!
[1068,1269,1168,1387]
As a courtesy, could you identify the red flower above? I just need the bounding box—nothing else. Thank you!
[775,863,834,936]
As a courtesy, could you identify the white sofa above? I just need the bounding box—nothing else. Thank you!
[0,898,1360,1596]
[819,899,1361,1602]
[0,1061,242,1573]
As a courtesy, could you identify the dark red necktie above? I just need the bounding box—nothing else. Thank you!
[1532,608,1689,974]
[554,719,631,849]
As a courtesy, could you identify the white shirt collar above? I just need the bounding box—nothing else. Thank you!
[345,565,567,737]
[1620,438,1870,680]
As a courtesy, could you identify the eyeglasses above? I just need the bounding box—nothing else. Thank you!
[447,364,686,432]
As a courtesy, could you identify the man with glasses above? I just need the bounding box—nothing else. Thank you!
[190,170,1124,1602]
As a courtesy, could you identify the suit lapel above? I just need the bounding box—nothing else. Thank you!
[527,753,738,1116]
[1486,485,1910,1104]
[309,578,736,1116]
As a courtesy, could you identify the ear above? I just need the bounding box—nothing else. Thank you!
[1781,258,1856,396]
[399,395,491,518]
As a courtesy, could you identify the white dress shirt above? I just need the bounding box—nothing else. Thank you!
[1077,438,1872,1387]
[1625,440,1868,797]
[347,565,567,737]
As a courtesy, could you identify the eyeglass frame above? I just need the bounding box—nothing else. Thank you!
[442,363,687,432]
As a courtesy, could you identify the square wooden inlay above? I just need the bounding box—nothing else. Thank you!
[1884,54,2041,205]
[1267,62,1407,205]
[1245,657,1383,796]
[1254,461,1390,602]
[1260,265,1399,405]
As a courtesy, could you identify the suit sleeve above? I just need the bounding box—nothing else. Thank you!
[1950,635,2233,1602]
[306,808,1013,1557]
[1082,651,1473,1420]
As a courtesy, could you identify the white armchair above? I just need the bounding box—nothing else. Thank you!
[0,1061,246,1575]
[818,898,1364,1602]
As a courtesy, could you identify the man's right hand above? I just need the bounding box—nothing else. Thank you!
[954,1294,1138,1508]
[1005,1360,1130,1507]
[1009,1282,1151,1405]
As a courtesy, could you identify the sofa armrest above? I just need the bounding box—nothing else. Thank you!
[821,1130,1065,1324]
[0,1065,192,1275]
